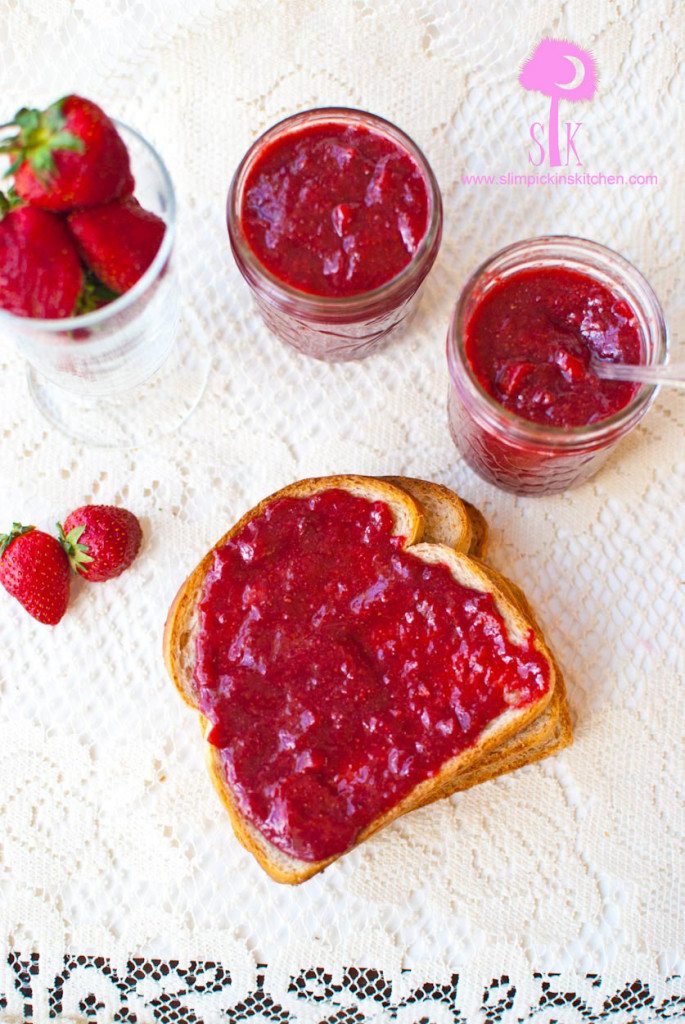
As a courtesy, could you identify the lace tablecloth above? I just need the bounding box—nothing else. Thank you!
[0,1,683,1021]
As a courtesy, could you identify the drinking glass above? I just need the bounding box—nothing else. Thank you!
[0,121,209,447]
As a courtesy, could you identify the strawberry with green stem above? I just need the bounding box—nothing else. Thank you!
[59,505,142,582]
[0,524,71,625]
[0,95,134,211]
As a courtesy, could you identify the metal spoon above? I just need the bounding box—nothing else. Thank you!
[590,356,685,390]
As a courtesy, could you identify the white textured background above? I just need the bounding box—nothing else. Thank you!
[0,1,683,1021]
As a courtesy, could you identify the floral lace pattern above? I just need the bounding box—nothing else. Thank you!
[1,955,684,1023]
[0,0,683,1020]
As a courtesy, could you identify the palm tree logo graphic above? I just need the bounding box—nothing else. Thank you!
[519,38,598,167]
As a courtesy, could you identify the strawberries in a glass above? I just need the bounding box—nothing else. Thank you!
[1,96,134,211]
[0,95,166,321]
[0,195,83,317]
[68,197,165,295]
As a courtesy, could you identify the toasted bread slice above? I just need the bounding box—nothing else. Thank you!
[165,476,422,711]
[461,499,488,558]
[409,484,569,799]
[164,475,564,884]
[443,695,572,795]
[387,476,568,789]
[383,476,488,557]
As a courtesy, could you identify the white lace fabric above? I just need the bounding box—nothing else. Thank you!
[0,1,683,1021]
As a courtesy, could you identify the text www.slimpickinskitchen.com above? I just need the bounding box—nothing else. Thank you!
[461,172,659,186]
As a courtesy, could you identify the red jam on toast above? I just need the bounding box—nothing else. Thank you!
[193,489,550,861]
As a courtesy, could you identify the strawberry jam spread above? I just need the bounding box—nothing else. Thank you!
[194,490,550,862]
[240,123,430,297]
[465,267,642,427]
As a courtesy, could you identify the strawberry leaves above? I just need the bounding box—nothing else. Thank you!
[74,271,119,316]
[0,187,22,220]
[0,522,34,557]
[0,100,84,181]
[57,521,94,574]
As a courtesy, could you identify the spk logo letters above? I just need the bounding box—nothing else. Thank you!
[520,38,598,168]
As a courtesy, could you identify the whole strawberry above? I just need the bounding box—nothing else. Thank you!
[0,524,71,625]
[68,197,165,294]
[59,506,142,582]
[0,194,83,318]
[0,96,134,211]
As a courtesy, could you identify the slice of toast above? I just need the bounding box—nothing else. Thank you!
[447,695,572,795]
[383,476,488,557]
[165,476,423,712]
[165,475,570,883]
[387,477,569,799]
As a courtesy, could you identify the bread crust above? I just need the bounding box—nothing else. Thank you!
[163,475,570,884]
[461,499,489,557]
[384,476,488,558]
[382,476,479,553]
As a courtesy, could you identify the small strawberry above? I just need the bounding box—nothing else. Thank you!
[0,193,83,318]
[0,524,71,625]
[0,95,134,211]
[58,506,142,582]
[67,197,165,294]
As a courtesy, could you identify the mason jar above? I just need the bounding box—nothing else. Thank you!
[446,236,668,495]
[227,107,443,362]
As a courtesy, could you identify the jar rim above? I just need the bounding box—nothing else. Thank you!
[0,119,176,335]
[446,235,668,449]
[226,106,443,317]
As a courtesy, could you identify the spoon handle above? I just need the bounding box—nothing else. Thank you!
[591,360,685,389]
